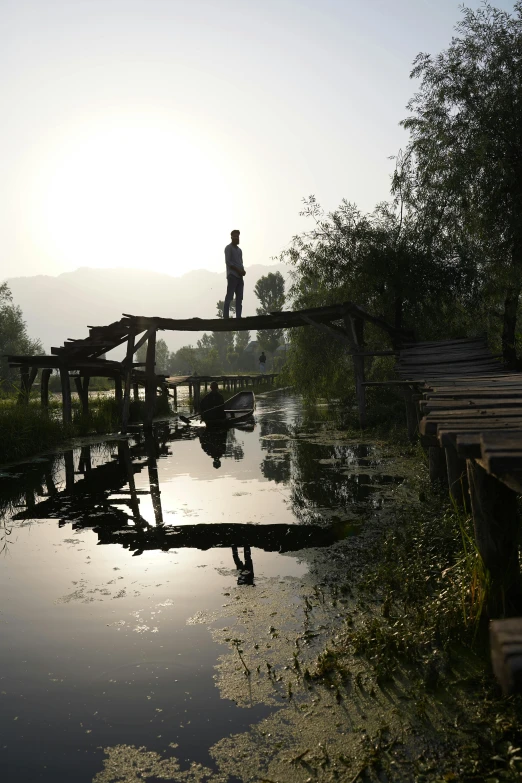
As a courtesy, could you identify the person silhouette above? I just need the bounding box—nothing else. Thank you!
[231,545,255,585]
[199,427,227,468]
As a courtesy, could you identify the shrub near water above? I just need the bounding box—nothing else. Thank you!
[0,401,70,463]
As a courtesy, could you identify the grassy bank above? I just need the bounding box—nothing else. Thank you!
[0,393,170,465]
[0,379,280,465]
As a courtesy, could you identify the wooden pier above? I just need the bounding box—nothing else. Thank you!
[393,336,522,695]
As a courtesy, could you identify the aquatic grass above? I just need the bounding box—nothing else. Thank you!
[0,402,72,463]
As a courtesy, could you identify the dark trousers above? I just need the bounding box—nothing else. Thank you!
[223,275,244,318]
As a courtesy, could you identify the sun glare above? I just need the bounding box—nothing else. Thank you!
[34,119,233,275]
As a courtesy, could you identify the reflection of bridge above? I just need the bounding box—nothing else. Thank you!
[13,426,341,556]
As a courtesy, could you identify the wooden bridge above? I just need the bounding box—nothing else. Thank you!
[7,301,405,430]
[390,337,522,695]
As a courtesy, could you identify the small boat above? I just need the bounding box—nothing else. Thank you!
[202,391,255,427]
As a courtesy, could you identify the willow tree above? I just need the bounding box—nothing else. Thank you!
[401,2,522,366]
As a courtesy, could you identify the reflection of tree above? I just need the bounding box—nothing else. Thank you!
[261,450,291,484]
[224,429,245,462]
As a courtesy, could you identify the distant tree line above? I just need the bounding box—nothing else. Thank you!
[136,271,286,376]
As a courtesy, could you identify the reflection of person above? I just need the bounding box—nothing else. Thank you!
[199,426,227,469]
[200,381,226,423]
[258,351,266,374]
[224,229,245,318]
[232,545,254,585]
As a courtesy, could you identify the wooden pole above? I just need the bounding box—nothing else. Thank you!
[60,367,72,424]
[467,459,522,615]
[173,385,177,408]
[64,449,74,491]
[114,374,123,408]
[121,327,136,433]
[144,327,157,430]
[145,433,163,526]
[74,376,90,416]
[445,446,469,509]
[18,366,30,405]
[133,383,140,402]
[428,446,447,485]
[193,380,201,412]
[402,387,418,443]
[345,316,366,428]
[41,368,52,409]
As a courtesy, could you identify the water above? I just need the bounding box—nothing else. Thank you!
[0,391,403,782]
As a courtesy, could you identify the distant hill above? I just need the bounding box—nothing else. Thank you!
[6,264,291,356]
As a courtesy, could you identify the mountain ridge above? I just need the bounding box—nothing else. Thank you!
[7,263,291,355]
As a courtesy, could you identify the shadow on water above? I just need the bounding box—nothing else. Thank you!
[0,391,405,782]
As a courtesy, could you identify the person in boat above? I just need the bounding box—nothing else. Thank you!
[259,351,266,373]
[199,381,226,422]
[223,229,245,318]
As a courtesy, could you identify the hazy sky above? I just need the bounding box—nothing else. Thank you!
[1,0,516,279]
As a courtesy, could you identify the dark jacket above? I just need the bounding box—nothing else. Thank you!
[200,390,226,420]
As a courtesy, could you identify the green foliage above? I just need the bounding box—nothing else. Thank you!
[254,271,286,358]
[169,299,254,375]
[0,282,43,385]
[399,1,522,366]
[281,3,522,395]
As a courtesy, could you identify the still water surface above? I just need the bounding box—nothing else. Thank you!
[0,391,402,782]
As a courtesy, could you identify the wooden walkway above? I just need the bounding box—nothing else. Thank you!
[394,336,522,695]
[7,301,411,430]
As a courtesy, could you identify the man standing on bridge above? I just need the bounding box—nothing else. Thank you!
[223,229,245,318]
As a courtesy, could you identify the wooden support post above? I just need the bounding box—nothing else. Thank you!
[173,385,177,408]
[144,327,157,430]
[74,375,90,416]
[429,446,447,485]
[490,618,522,695]
[79,445,92,476]
[64,450,74,491]
[59,367,72,424]
[145,433,163,526]
[119,442,141,524]
[344,315,366,428]
[445,446,469,509]
[133,383,139,402]
[467,459,522,616]
[114,374,123,408]
[193,380,201,412]
[122,327,136,433]
[402,387,418,443]
[18,366,30,405]
[204,381,208,392]
[41,368,52,409]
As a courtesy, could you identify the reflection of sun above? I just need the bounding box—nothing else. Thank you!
[34,119,233,275]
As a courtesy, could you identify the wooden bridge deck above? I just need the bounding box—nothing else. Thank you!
[395,336,522,695]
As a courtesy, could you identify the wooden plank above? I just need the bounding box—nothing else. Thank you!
[121,327,136,434]
[144,328,157,430]
[421,398,522,412]
[431,418,522,438]
[40,368,52,408]
[490,618,522,695]
[467,460,522,616]
[60,367,72,425]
